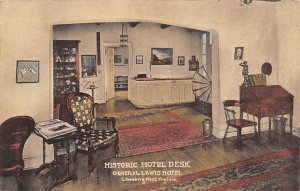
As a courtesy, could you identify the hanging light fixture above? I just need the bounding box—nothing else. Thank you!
[120,23,128,47]
[240,0,253,5]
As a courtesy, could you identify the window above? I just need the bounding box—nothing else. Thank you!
[201,32,212,75]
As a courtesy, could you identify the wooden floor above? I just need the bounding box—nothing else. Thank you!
[1,91,299,191]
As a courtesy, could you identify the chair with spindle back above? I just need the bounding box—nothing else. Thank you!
[223,100,258,150]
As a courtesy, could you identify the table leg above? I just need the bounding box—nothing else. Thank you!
[46,140,76,191]
[35,139,52,175]
[44,143,58,191]
[66,140,77,181]
[257,117,261,144]
[289,113,293,142]
[268,117,272,141]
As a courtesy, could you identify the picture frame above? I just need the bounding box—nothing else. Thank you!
[234,47,244,60]
[189,60,199,71]
[114,55,122,64]
[16,60,39,83]
[136,55,143,64]
[81,55,97,78]
[178,56,185,66]
[124,58,128,65]
[151,48,173,65]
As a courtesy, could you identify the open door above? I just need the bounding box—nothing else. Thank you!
[105,47,115,101]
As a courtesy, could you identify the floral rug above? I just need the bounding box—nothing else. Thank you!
[116,109,183,130]
[128,149,299,191]
[117,110,215,157]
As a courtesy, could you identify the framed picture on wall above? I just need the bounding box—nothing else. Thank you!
[136,55,143,64]
[16,60,39,83]
[114,55,122,64]
[81,55,97,78]
[151,48,173,65]
[178,56,185,66]
[124,58,128,65]
[189,59,199,71]
[234,47,244,60]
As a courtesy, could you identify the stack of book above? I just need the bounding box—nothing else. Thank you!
[35,119,77,139]
[249,73,266,86]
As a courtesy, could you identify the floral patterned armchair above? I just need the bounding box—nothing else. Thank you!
[67,92,119,172]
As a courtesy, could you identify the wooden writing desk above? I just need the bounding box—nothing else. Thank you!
[240,85,294,141]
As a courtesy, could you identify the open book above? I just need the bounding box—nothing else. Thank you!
[35,119,77,139]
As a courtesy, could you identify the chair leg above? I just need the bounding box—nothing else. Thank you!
[16,170,23,191]
[88,149,94,173]
[254,125,259,144]
[73,148,78,161]
[237,128,242,150]
[114,137,119,157]
[223,125,230,142]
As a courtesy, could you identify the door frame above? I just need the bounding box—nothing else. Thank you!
[101,42,132,102]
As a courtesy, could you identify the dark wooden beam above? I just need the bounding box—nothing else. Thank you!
[130,22,140,28]
[161,24,170,29]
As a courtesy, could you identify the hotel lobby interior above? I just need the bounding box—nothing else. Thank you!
[1,0,300,190]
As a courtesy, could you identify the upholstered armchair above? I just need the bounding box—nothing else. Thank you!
[67,92,119,172]
[0,116,35,190]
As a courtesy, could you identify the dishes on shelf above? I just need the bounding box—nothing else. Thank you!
[53,40,80,97]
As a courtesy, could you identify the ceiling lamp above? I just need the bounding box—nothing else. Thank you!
[240,0,253,5]
[120,23,128,47]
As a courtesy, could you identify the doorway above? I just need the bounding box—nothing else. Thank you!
[103,43,131,102]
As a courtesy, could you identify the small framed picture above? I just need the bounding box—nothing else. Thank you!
[16,60,39,83]
[81,55,97,78]
[124,58,128,65]
[234,47,244,60]
[191,55,196,62]
[136,55,143,64]
[178,56,185,66]
[114,55,122,64]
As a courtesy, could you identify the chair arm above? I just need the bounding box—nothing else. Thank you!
[95,116,117,132]
[95,116,116,122]
[224,108,236,115]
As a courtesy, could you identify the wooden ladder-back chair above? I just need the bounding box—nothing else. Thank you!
[223,100,258,150]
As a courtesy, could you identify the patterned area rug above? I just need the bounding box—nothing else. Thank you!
[117,110,215,157]
[116,109,182,130]
[129,149,299,191]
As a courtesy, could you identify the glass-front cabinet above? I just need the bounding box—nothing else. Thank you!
[53,40,80,118]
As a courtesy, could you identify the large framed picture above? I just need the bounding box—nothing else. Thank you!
[81,55,97,78]
[16,60,39,83]
[136,55,143,64]
[151,48,173,65]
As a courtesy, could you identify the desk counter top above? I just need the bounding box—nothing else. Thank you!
[133,77,193,81]
[129,78,194,108]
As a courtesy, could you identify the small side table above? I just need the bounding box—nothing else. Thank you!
[86,84,98,116]
[34,130,77,191]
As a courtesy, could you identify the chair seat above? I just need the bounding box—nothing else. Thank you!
[227,119,257,128]
[76,129,117,151]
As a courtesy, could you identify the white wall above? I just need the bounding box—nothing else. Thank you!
[277,1,300,128]
[1,0,282,139]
